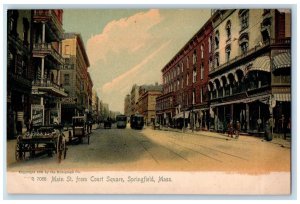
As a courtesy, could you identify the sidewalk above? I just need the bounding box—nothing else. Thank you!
[154,126,291,149]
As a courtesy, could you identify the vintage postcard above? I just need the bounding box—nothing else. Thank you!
[5,7,292,195]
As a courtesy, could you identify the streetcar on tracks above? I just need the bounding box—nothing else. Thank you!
[116,114,127,129]
[130,114,144,130]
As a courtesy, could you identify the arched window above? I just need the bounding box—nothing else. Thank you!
[239,33,249,55]
[215,30,220,49]
[201,62,204,80]
[226,20,231,39]
[225,45,231,62]
[239,9,249,31]
[215,52,220,67]
[193,50,197,65]
[186,56,189,69]
[208,35,212,53]
[201,44,204,59]
[186,73,189,86]
[193,67,197,83]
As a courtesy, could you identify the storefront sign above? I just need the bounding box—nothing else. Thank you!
[31,105,44,126]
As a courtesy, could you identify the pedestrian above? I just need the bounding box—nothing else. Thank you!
[227,121,233,138]
[235,121,241,139]
[257,118,262,132]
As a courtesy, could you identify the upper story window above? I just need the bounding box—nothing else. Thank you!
[186,73,189,86]
[261,17,271,42]
[177,65,180,75]
[186,57,189,69]
[239,9,249,31]
[201,44,204,59]
[201,62,204,80]
[209,57,213,71]
[192,90,195,105]
[239,33,249,55]
[225,45,231,62]
[193,67,197,83]
[215,52,220,67]
[226,20,231,40]
[193,50,197,65]
[215,30,220,49]
[208,36,212,53]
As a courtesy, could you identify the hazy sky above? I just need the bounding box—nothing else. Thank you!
[63,9,211,113]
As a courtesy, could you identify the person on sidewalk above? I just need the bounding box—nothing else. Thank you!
[227,120,234,138]
[235,121,241,139]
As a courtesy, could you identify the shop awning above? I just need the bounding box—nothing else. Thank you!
[273,93,291,102]
[248,56,271,73]
[173,111,190,119]
[210,95,271,107]
[273,52,291,70]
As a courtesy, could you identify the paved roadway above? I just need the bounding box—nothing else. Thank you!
[7,124,290,173]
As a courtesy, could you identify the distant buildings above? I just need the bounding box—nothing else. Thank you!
[137,83,163,125]
[124,94,131,117]
[124,83,162,125]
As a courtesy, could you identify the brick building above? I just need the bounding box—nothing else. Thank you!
[137,83,162,125]
[124,94,131,117]
[156,18,213,129]
[61,32,90,124]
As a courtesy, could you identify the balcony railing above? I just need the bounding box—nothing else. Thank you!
[32,79,67,97]
[209,38,291,75]
[33,10,63,38]
[33,43,64,65]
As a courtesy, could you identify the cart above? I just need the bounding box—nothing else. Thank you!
[15,125,67,163]
[72,116,90,144]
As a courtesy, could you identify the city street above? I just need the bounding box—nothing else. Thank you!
[7,125,291,173]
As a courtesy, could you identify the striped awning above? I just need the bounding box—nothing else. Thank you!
[273,93,291,102]
[273,52,291,70]
[248,56,271,73]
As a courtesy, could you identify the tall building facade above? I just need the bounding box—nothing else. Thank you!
[208,9,291,133]
[30,10,67,126]
[61,32,90,124]
[137,83,162,125]
[130,84,140,115]
[124,94,131,117]
[7,10,33,138]
[156,19,213,129]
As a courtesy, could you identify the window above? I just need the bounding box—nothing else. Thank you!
[193,68,197,83]
[192,90,195,105]
[215,30,220,49]
[193,50,197,65]
[177,79,180,89]
[215,53,220,67]
[226,20,231,39]
[181,76,184,88]
[177,65,180,75]
[201,62,204,80]
[201,44,204,59]
[208,36,212,53]
[200,88,203,103]
[209,57,213,71]
[186,73,189,86]
[225,45,231,62]
[239,33,249,55]
[186,57,189,68]
[239,9,249,31]
[64,74,70,85]
[240,42,248,55]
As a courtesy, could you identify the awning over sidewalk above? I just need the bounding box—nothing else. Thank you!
[273,52,291,70]
[210,94,271,107]
[248,56,271,73]
[273,93,291,102]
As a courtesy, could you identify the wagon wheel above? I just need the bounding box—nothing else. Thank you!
[15,136,25,161]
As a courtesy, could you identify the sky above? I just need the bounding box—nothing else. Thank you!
[63,9,211,113]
